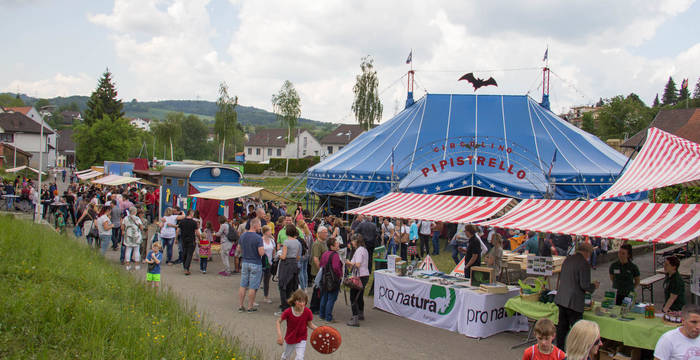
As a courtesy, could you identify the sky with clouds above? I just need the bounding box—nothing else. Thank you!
[1,0,699,123]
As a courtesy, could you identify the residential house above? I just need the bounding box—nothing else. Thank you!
[319,124,363,158]
[5,106,57,167]
[60,111,83,125]
[56,128,76,167]
[0,112,55,169]
[622,108,700,156]
[560,105,600,128]
[0,142,32,168]
[244,128,321,162]
[129,117,151,131]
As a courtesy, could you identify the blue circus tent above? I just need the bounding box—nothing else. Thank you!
[307,93,633,200]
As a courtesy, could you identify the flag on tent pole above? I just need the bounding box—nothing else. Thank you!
[418,255,438,271]
[542,47,548,62]
[405,50,412,64]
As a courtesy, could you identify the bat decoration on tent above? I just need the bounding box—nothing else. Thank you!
[459,72,498,91]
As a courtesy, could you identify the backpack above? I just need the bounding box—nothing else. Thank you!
[226,224,239,243]
[321,252,340,292]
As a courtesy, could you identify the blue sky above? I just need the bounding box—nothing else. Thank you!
[1,0,698,122]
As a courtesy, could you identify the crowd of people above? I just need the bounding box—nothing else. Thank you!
[8,173,699,360]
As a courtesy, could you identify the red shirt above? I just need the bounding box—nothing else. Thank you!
[281,307,312,344]
[521,344,566,360]
[145,192,156,205]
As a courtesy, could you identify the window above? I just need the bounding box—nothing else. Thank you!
[314,150,318,156]
[256,148,261,155]
[166,178,172,185]
[267,148,272,156]
[327,146,333,154]
[303,150,307,156]
[177,179,184,187]
[247,147,252,155]
[276,148,282,156]
[339,146,343,150]
[0,133,12,142]
[303,137,308,147]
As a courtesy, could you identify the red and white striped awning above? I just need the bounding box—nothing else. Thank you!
[596,127,700,200]
[478,199,700,244]
[344,192,514,224]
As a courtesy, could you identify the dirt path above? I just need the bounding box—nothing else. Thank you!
[94,230,529,360]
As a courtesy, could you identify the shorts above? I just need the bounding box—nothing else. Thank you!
[146,273,161,282]
[240,262,262,289]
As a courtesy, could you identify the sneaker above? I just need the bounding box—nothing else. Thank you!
[125,265,132,271]
[274,311,283,316]
[135,265,141,270]
[264,298,273,304]
[325,318,337,324]
[238,307,245,313]
[202,270,206,274]
[253,302,260,307]
[184,270,191,275]
[247,307,258,313]
[218,271,231,276]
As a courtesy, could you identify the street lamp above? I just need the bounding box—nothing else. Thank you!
[35,119,44,223]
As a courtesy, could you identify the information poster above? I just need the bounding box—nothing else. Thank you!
[691,261,700,296]
[527,255,553,276]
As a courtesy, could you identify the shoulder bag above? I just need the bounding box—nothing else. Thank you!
[343,267,363,290]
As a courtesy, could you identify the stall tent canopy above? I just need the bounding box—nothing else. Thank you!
[596,127,700,200]
[92,174,140,186]
[308,94,631,200]
[345,192,514,223]
[478,199,700,244]
[189,185,293,203]
[5,165,46,175]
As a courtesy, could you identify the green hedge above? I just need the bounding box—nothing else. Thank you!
[269,157,320,173]
[244,163,267,174]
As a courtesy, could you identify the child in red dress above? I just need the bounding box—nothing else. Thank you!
[276,289,318,360]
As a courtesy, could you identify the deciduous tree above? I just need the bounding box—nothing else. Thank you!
[352,56,383,131]
[214,82,239,163]
[581,111,595,134]
[74,116,140,168]
[271,80,301,176]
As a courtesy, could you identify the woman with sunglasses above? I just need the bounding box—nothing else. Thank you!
[565,320,602,360]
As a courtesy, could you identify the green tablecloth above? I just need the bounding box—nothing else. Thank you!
[504,296,559,324]
[504,296,678,350]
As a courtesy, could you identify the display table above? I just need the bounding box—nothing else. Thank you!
[374,270,528,338]
[504,296,678,350]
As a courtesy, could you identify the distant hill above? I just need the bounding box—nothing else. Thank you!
[5,93,329,127]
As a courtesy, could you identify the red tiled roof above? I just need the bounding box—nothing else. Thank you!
[623,108,700,147]
[245,128,290,147]
[320,124,363,145]
[5,106,33,115]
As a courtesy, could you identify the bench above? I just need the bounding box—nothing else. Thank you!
[640,274,665,303]
[655,244,686,267]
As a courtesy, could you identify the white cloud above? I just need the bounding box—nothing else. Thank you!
[5,73,94,98]
[7,0,696,125]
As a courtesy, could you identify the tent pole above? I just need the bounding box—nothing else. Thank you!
[345,195,349,221]
[653,243,656,273]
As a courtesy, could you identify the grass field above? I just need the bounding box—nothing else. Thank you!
[0,215,258,359]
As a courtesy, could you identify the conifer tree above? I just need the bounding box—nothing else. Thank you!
[693,77,700,100]
[662,76,678,105]
[652,93,660,107]
[85,69,124,126]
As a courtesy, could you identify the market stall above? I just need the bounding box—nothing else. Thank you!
[374,270,528,339]
[504,297,676,350]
